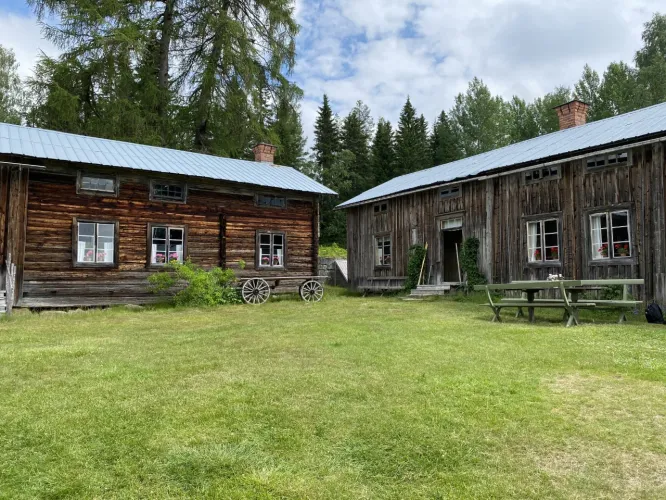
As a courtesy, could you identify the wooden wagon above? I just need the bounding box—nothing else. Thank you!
[238,275,327,304]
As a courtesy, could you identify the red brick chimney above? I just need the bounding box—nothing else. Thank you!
[554,99,589,130]
[253,143,277,163]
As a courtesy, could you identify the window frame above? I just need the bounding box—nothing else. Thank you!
[147,223,188,267]
[255,194,287,209]
[522,213,562,267]
[149,180,187,204]
[373,202,388,215]
[524,165,561,185]
[374,233,392,269]
[255,230,287,270]
[439,184,461,199]
[72,218,119,268]
[76,171,119,197]
[585,150,632,171]
[588,208,633,263]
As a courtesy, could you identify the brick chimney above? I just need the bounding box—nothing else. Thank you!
[554,99,589,130]
[253,143,277,163]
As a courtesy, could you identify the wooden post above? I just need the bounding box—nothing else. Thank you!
[455,242,462,282]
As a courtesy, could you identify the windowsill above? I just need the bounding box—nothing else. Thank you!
[526,260,562,268]
[78,189,118,197]
[256,266,286,271]
[73,262,116,269]
[151,198,187,204]
[374,265,392,270]
[148,261,184,268]
[589,257,635,266]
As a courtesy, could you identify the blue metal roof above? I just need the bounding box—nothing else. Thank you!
[338,101,666,208]
[0,123,336,195]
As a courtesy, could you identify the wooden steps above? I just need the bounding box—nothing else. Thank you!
[407,284,454,299]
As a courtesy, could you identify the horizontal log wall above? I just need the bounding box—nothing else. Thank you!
[347,141,666,301]
[19,167,315,306]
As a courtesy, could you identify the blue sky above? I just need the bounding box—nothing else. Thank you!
[1,0,663,147]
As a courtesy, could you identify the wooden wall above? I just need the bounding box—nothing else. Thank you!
[346,141,666,301]
[14,165,316,307]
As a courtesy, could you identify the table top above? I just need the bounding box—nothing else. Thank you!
[475,278,644,292]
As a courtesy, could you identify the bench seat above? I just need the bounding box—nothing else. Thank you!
[485,302,596,309]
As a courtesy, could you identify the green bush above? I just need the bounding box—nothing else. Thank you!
[405,245,427,290]
[460,237,487,290]
[148,260,242,307]
[319,243,347,259]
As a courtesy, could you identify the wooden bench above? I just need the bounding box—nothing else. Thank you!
[361,276,406,295]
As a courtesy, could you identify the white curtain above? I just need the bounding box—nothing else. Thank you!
[527,222,538,262]
[590,215,603,259]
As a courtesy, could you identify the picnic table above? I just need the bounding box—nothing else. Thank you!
[474,279,643,326]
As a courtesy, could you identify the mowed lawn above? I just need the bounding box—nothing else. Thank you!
[1,290,666,499]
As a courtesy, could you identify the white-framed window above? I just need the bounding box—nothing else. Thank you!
[77,172,117,195]
[375,235,392,267]
[150,225,185,265]
[441,217,463,230]
[440,185,461,199]
[256,194,287,209]
[525,165,560,184]
[76,221,116,265]
[590,210,631,260]
[526,219,560,263]
[150,181,186,202]
[373,202,388,214]
[257,232,285,267]
[586,151,631,170]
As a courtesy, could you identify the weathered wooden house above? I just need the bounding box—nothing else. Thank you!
[339,100,666,302]
[0,124,335,309]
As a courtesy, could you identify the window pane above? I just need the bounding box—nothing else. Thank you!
[153,183,184,201]
[77,223,96,263]
[152,227,167,240]
[611,211,628,228]
[96,223,114,263]
[544,233,558,248]
[260,244,271,266]
[590,214,609,259]
[527,222,542,262]
[272,234,283,246]
[272,245,283,266]
[169,228,183,241]
[544,220,558,234]
[81,176,115,192]
[260,234,270,245]
[168,242,183,263]
[545,245,559,261]
[612,226,629,243]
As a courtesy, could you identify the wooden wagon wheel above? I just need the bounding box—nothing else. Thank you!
[299,280,324,302]
[242,278,271,305]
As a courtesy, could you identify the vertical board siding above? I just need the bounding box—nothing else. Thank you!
[347,142,666,301]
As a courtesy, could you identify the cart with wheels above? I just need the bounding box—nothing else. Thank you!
[239,275,327,305]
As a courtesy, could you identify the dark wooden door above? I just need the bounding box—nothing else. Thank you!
[442,229,463,282]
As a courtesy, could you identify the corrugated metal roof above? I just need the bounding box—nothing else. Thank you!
[0,123,336,195]
[338,101,666,208]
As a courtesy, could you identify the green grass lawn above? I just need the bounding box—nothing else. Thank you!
[1,289,666,499]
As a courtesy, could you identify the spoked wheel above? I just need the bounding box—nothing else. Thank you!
[299,280,324,302]
[242,278,271,305]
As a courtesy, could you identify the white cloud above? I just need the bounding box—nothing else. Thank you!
[295,0,664,149]
[0,11,59,80]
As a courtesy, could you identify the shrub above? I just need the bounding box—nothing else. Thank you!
[405,245,427,290]
[148,260,242,306]
[319,243,347,259]
[460,237,487,290]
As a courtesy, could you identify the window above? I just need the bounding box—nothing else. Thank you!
[590,210,631,260]
[375,235,392,267]
[373,202,388,214]
[150,226,185,265]
[441,217,463,230]
[526,219,559,263]
[440,185,461,199]
[77,172,117,195]
[256,194,287,209]
[586,151,631,170]
[257,232,285,267]
[525,165,560,184]
[151,181,186,202]
[75,221,116,265]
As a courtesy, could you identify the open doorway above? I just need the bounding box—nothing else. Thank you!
[441,217,463,283]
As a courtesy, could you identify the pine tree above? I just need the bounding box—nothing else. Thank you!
[341,100,373,196]
[431,111,461,165]
[371,118,395,185]
[313,95,340,186]
[270,85,307,168]
[394,97,431,175]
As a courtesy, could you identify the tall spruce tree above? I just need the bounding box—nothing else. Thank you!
[431,111,461,165]
[341,100,373,195]
[371,118,395,185]
[394,97,431,175]
[270,85,307,168]
[313,94,340,186]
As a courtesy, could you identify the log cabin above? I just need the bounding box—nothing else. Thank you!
[0,124,335,310]
[339,100,666,302]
